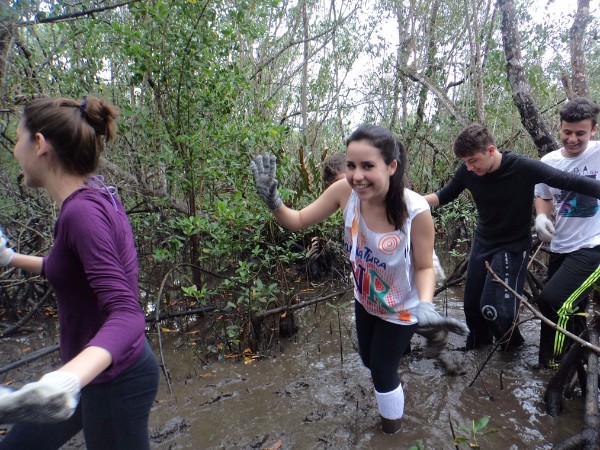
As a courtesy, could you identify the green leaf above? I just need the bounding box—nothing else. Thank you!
[474,416,490,432]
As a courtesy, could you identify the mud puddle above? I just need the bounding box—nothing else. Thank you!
[144,288,583,449]
[0,286,588,449]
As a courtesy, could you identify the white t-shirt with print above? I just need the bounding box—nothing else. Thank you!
[535,140,600,253]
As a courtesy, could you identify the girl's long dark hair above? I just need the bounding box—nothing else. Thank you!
[345,125,408,230]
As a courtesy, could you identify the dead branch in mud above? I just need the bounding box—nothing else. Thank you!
[552,315,600,450]
[468,316,537,388]
[487,263,600,448]
[468,263,600,386]
[252,289,351,321]
[1,289,53,337]
[0,344,60,376]
[434,275,466,296]
[485,263,600,354]
[144,306,216,323]
[250,289,352,342]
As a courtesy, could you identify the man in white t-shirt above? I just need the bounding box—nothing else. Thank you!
[534,97,600,368]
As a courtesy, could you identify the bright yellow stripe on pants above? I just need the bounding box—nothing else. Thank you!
[552,264,600,361]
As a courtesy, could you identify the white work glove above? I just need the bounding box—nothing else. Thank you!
[0,371,80,424]
[417,301,469,336]
[432,251,446,284]
[535,214,555,242]
[250,153,283,211]
[0,228,15,267]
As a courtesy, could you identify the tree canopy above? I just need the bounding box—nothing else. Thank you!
[0,0,598,349]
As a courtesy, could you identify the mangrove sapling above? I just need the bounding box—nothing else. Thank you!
[453,416,498,449]
[410,415,497,449]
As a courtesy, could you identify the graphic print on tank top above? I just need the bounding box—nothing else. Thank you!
[344,190,415,323]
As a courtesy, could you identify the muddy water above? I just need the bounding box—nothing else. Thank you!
[0,286,587,449]
[145,287,583,449]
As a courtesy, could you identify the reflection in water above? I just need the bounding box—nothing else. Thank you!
[145,288,584,449]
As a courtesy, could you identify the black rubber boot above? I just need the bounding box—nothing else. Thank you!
[381,416,402,434]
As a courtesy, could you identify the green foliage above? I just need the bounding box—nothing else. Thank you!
[407,416,497,449]
[431,193,477,252]
[3,0,599,355]
[454,416,498,449]
[407,440,425,450]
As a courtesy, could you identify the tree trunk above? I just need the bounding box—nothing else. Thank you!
[498,0,559,157]
[414,0,440,131]
[301,0,309,136]
[569,0,591,98]
[0,0,14,99]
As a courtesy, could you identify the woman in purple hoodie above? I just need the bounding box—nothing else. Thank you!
[0,97,159,450]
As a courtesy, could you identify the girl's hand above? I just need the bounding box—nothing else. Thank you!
[250,153,283,211]
[0,371,80,424]
[417,301,468,336]
[0,228,14,267]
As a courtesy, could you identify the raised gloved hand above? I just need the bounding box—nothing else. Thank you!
[250,153,283,211]
[0,371,80,424]
[535,214,555,242]
[417,301,468,336]
[0,228,15,267]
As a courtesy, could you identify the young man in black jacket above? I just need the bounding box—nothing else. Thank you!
[426,123,600,351]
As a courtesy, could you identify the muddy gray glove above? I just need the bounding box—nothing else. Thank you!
[535,214,555,242]
[0,228,14,267]
[417,301,468,336]
[415,326,448,358]
[0,371,80,424]
[250,153,283,211]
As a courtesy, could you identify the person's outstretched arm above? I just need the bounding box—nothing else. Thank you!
[528,157,600,198]
[251,153,349,231]
[0,228,43,274]
[7,254,44,274]
[424,193,440,207]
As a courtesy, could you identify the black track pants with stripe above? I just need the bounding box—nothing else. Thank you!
[538,245,600,366]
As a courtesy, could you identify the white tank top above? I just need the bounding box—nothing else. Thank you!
[343,188,429,324]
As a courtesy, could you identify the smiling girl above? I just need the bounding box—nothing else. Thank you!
[251,124,466,434]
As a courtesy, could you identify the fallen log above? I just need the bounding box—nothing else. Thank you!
[0,343,60,376]
[252,289,351,321]
[250,288,351,343]
[1,289,53,338]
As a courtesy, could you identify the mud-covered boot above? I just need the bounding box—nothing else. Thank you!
[381,416,402,434]
[375,384,404,435]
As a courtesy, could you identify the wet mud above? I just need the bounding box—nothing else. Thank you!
[0,286,589,449]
